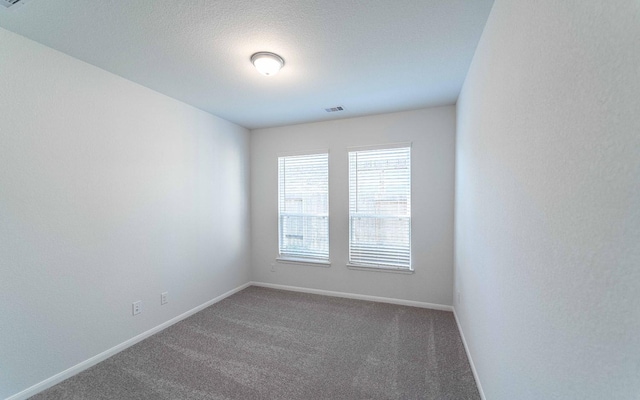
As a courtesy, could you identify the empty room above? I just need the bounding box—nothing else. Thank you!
[1,1,638,399]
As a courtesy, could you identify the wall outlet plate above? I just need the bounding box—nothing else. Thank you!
[161,292,168,305]
[132,301,142,315]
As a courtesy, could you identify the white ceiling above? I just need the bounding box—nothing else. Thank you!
[0,0,494,129]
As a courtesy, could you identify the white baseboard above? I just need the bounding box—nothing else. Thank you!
[250,281,453,312]
[453,308,486,400]
[6,282,252,400]
[7,281,457,400]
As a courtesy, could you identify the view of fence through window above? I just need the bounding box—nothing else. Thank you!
[278,153,329,261]
[349,147,411,269]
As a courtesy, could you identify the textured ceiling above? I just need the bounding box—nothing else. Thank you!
[0,0,494,129]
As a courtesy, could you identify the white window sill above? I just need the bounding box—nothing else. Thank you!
[346,264,414,274]
[276,257,331,267]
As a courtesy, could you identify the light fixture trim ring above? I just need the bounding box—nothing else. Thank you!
[250,52,285,76]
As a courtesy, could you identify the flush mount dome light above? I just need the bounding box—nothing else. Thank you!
[251,52,285,76]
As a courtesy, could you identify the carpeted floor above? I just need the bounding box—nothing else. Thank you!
[31,286,480,399]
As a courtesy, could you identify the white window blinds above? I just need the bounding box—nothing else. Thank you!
[349,146,411,269]
[278,153,329,261]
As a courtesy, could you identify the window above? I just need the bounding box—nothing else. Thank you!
[278,152,329,262]
[348,146,411,270]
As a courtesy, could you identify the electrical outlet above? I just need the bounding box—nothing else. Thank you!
[132,301,142,315]
[161,292,168,305]
[270,262,276,272]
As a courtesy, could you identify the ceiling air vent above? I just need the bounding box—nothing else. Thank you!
[0,0,30,9]
[324,106,345,113]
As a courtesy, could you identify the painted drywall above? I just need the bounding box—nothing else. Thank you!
[0,0,494,129]
[455,1,640,399]
[0,27,250,398]
[251,107,456,306]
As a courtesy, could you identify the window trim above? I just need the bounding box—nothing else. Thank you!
[346,142,412,152]
[346,263,415,274]
[347,144,412,271]
[277,148,330,157]
[277,150,330,263]
[277,257,332,267]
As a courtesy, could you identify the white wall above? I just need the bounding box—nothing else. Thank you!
[251,107,455,305]
[0,28,251,399]
[455,1,640,399]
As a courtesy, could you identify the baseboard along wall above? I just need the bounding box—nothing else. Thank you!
[251,282,485,399]
[6,282,252,400]
[250,281,453,311]
[453,308,487,400]
[9,281,484,400]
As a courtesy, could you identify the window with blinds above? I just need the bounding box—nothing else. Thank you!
[348,146,411,269]
[278,153,329,262]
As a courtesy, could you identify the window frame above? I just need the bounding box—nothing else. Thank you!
[276,150,330,265]
[347,143,412,272]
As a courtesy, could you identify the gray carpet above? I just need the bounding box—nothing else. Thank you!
[31,286,480,399]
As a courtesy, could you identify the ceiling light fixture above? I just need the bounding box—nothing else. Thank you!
[250,52,285,76]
